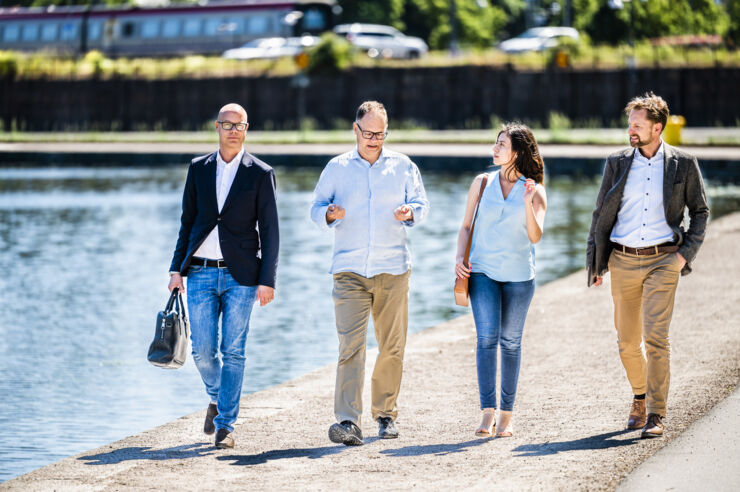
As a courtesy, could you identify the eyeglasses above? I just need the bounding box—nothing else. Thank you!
[355,122,388,140]
[218,121,248,131]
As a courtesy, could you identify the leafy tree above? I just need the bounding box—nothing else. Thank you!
[583,0,729,43]
[337,0,405,27]
[337,0,514,48]
[729,0,740,45]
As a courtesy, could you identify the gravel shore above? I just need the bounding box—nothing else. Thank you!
[3,213,738,491]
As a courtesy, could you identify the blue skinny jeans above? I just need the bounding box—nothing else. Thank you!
[469,273,535,411]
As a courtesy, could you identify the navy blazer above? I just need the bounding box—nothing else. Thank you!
[169,150,279,288]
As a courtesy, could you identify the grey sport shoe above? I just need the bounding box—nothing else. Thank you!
[204,403,218,435]
[328,420,363,446]
[377,417,399,439]
[215,428,235,449]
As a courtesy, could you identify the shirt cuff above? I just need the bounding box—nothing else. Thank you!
[402,204,421,227]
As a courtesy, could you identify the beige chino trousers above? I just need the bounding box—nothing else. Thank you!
[609,249,682,417]
[332,270,410,426]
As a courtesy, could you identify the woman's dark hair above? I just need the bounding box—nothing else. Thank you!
[498,123,545,185]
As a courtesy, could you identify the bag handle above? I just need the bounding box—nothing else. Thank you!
[165,288,179,311]
[462,175,489,268]
[175,292,187,320]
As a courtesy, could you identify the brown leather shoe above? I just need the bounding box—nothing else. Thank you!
[215,428,235,449]
[641,413,664,439]
[627,398,646,429]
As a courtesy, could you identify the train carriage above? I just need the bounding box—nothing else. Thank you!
[0,0,336,56]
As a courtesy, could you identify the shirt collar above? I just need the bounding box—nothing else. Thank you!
[216,148,245,167]
[634,140,664,162]
[352,146,387,166]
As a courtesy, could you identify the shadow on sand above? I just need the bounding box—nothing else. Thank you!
[79,442,215,465]
[379,438,490,457]
[512,429,640,457]
[217,438,381,466]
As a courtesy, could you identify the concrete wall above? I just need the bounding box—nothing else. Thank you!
[2,66,738,131]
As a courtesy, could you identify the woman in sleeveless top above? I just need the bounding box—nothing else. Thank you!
[455,124,547,438]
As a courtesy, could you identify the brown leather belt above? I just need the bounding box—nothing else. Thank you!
[611,242,678,256]
[190,257,227,268]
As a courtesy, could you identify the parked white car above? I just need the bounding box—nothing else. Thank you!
[497,27,579,54]
[222,36,319,60]
[333,23,428,59]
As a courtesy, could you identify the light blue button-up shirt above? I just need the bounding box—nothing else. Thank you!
[310,147,430,277]
[611,141,675,247]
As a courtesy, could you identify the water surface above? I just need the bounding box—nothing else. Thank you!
[0,165,737,482]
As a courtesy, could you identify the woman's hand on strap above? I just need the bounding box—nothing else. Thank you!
[455,259,471,279]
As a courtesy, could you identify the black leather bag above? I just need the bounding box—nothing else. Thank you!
[147,288,190,369]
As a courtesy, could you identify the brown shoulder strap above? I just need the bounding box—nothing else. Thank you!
[463,175,488,265]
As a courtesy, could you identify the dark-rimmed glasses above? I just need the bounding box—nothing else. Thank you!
[218,121,248,131]
[355,122,388,140]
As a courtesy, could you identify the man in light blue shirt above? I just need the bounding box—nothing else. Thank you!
[311,101,429,446]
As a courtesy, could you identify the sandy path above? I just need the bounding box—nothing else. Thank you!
[3,213,738,491]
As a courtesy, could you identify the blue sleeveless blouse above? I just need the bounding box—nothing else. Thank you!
[469,171,536,282]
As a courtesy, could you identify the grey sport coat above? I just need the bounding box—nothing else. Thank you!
[586,143,709,286]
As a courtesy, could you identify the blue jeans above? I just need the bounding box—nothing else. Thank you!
[469,273,535,411]
[186,265,257,433]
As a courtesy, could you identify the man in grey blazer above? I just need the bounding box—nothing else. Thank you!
[586,92,708,439]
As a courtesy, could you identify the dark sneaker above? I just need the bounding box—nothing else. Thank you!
[641,413,665,439]
[204,403,218,435]
[377,417,399,439]
[328,420,363,446]
[215,428,235,449]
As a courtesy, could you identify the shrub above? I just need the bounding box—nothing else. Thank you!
[305,33,353,76]
[548,112,572,130]
[0,51,19,79]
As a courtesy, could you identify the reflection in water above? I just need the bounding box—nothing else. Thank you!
[0,166,737,482]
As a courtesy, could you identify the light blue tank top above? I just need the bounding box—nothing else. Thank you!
[469,171,536,282]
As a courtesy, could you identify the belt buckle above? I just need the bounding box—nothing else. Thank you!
[217,259,226,268]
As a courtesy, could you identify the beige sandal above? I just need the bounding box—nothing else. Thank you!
[495,410,514,437]
[475,408,496,438]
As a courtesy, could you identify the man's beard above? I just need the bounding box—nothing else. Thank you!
[630,134,653,148]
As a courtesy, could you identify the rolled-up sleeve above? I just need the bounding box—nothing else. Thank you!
[310,163,343,230]
[403,161,429,227]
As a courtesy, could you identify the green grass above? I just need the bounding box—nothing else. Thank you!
[2,128,739,146]
[2,42,739,80]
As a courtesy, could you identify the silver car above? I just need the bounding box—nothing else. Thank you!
[222,36,320,60]
[333,23,428,59]
[497,27,579,54]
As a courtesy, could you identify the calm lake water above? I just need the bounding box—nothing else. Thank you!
[0,164,738,482]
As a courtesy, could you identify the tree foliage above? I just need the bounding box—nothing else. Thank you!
[2,0,737,48]
[337,0,514,49]
[337,0,736,48]
[724,0,740,45]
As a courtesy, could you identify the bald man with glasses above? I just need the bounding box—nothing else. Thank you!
[311,101,430,446]
[169,103,279,449]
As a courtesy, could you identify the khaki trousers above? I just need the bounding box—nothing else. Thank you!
[609,249,681,416]
[332,270,410,425]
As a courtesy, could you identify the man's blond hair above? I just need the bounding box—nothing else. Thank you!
[624,92,669,131]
